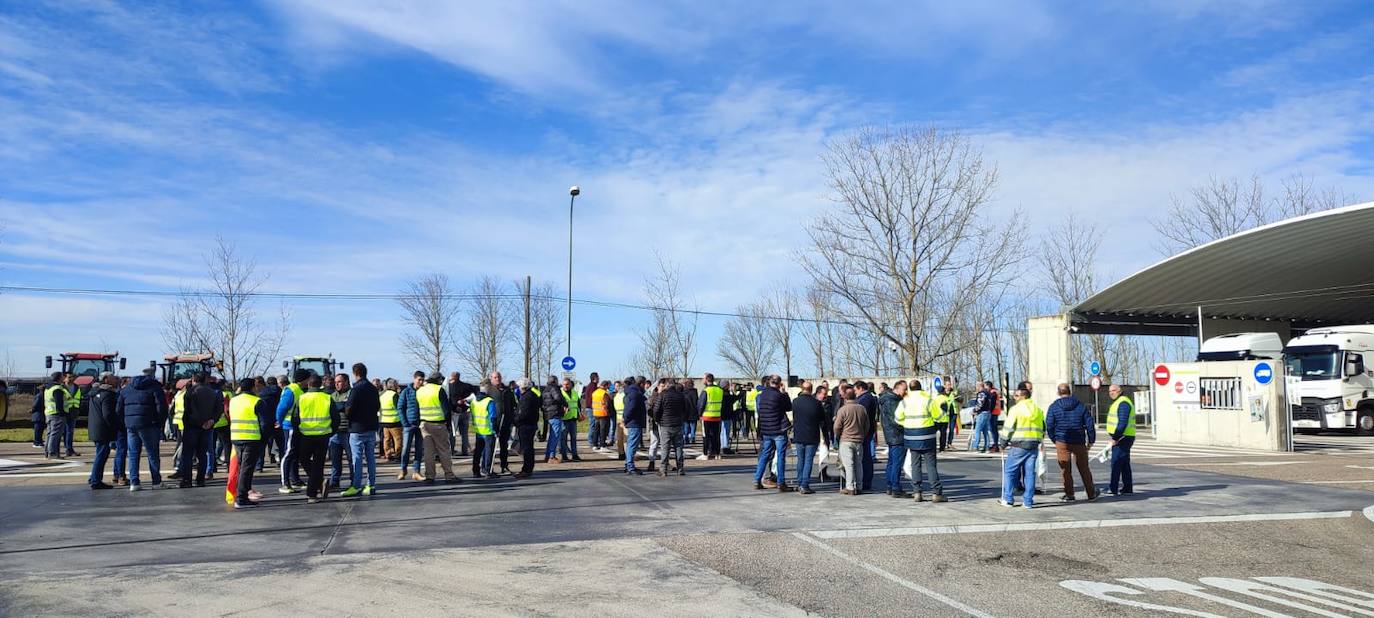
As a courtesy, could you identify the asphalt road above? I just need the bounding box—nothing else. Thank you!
[1,435,1372,616]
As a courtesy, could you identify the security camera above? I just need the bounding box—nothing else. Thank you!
[569,186,580,196]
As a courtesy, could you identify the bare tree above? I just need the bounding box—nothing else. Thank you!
[718,302,777,379]
[527,281,565,378]
[642,254,699,377]
[762,287,800,380]
[1153,174,1354,254]
[800,286,838,377]
[458,276,515,378]
[190,237,289,382]
[397,274,462,376]
[161,288,211,354]
[801,126,1020,374]
[634,308,676,380]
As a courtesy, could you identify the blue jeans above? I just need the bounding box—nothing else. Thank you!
[112,432,127,479]
[721,419,732,450]
[204,427,219,476]
[126,426,162,486]
[683,421,695,443]
[884,444,907,491]
[795,443,818,489]
[972,412,994,450]
[545,418,567,459]
[624,426,643,472]
[401,425,425,474]
[585,409,596,448]
[861,435,876,491]
[755,435,788,484]
[1110,436,1135,493]
[88,440,113,486]
[328,433,346,485]
[64,416,76,453]
[562,418,579,458]
[1002,446,1039,506]
[474,433,496,476]
[349,432,377,488]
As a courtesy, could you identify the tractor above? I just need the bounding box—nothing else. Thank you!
[153,352,221,390]
[283,355,344,387]
[44,351,127,416]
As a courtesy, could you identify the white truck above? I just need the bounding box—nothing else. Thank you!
[1283,325,1374,435]
[1196,332,1283,361]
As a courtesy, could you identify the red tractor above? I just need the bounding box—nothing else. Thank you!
[44,352,128,415]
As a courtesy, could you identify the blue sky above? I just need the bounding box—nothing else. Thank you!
[2,0,1372,380]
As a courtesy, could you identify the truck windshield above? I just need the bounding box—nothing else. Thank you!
[1284,351,1339,380]
[297,360,331,380]
[172,362,203,381]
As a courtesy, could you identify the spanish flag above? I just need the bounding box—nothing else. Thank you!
[224,446,239,505]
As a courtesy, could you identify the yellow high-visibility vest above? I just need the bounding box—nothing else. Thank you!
[562,389,579,421]
[1002,399,1045,443]
[613,392,626,414]
[472,396,494,436]
[417,383,444,422]
[173,390,186,429]
[214,389,230,428]
[297,391,333,436]
[745,390,760,412]
[897,391,934,429]
[229,394,262,442]
[930,393,950,424]
[44,385,66,417]
[379,390,399,424]
[1107,396,1136,438]
[702,385,724,420]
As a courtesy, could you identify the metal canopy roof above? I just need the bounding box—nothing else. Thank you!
[1070,202,1374,336]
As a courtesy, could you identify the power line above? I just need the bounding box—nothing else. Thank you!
[0,284,1025,334]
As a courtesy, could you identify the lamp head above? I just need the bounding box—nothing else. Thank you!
[569,185,580,197]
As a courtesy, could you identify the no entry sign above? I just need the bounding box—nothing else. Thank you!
[1154,364,1171,386]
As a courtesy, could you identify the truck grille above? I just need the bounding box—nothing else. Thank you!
[1291,404,1322,422]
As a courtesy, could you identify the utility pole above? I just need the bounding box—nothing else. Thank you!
[524,275,532,380]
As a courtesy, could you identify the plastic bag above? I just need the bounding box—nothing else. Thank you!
[1093,443,1112,464]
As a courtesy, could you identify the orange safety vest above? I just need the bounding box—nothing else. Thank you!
[592,388,609,417]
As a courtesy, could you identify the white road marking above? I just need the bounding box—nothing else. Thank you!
[809,510,1354,539]
[1160,461,1312,467]
[1365,505,1374,523]
[1059,580,1226,617]
[1199,577,1363,618]
[1306,479,1374,484]
[1346,465,1374,470]
[1121,577,1295,618]
[1257,577,1374,608]
[791,532,993,618]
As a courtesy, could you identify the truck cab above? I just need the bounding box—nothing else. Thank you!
[1283,325,1374,435]
[1197,332,1283,361]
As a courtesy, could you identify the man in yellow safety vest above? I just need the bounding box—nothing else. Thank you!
[700,374,725,460]
[295,374,336,503]
[998,387,1045,509]
[229,378,273,509]
[1106,383,1136,496]
[470,382,499,479]
[417,372,459,484]
[379,379,402,462]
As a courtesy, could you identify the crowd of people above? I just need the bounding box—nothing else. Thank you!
[35,365,1138,511]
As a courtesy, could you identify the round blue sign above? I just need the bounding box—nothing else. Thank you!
[1089,361,1101,376]
[561,356,576,371]
[1254,362,1273,385]
[932,376,943,391]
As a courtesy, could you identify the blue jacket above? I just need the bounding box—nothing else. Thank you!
[117,375,167,430]
[1045,395,1096,445]
[397,385,421,426]
[276,385,296,430]
[621,384,647,428]
[756,387,792,437]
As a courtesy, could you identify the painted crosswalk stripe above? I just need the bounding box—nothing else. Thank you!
[808,509,1355,539]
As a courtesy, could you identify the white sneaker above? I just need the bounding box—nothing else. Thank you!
[151,482,165,490]
[130,485,141,492]
[695,454,709,461]
[997,499,1013,507]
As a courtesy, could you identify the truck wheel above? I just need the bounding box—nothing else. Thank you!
[1359,409,1374,437]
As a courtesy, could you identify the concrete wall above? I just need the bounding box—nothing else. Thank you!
[1151,360,1288,451]
[1027,314,1071,412]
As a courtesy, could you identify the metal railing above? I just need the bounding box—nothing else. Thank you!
[1199,377,1243,410]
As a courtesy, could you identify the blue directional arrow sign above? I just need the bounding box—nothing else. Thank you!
[561,356,576,371]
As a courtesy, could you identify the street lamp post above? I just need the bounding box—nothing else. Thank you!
[567,186,579,359]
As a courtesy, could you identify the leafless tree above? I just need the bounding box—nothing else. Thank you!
[800,285,838,377]
[764,287,800,379]
[634,308,676,380]
[397,274,462,376]
[458,276,514,378]
[190,237,289,382]
[1153,173,1354,254]
[161,289,211,354]
[717,302,777,380]
[522,280,564,378]
[801,126,1020,374]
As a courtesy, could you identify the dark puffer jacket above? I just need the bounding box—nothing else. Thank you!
[756,387,793,437]
[878,391,903,446]
[87,383,122,442]
[653,385,689,427]
[117,375,167,430]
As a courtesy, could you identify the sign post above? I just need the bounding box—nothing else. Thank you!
[1090,375,1102,421]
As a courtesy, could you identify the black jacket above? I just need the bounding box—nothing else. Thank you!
[621,384,647,428]
[878,391,904,446]
[541,387,567,420]
[515,389,541,427]
[117,375,167,430]
[653,385,689,427]
[182,383,224,428]
[346,379,380,433]
[683,388,700,422]
[259,385,282,422]
[485,384,517,427]
[756,387,792,437]
[87,384,121,442]
[791,394,824,445]
[30,385,46,422]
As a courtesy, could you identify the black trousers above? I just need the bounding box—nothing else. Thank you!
[935,422,949,451]
[233,440,262,502]
[298,435,330,498]
[703,420,721,456]
[498,419,513,470]
[178,426,210,482]
[517,425,536,474]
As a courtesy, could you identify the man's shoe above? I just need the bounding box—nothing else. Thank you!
[340,487,362,498]
[66,450,80,457]
[978,449,987,454]
[656,469,667,478]
[513,472,530,479]
[1023,504,1034,510]
[115,476,128,486]
[31,443,42,448]
[307,497,321,504]
[754,482,766,490]
[322,481,332,499]
[500,467,511,475]
[90,482,113,490]
[646,462,656,472]
[410,472,425,481]
[195,480,207,488]
[631,469,644,476]
[799,486,814,495]
[696,454,708,461]
[1087,489,1101,501]
[205,473,214,481]
[778,484,794,493]
[998,499,1014,507]
[914,492,925,502]
[361,486,375,496]
[485,473,499,479]
[278,486,296,495]
[1120,489,1134,495]
[931,494,947,503]
[169,472,183,480]
[762,478,778,489]
[571,456,582,462]
[445,476,461,484]
[678,468,685,476]
[129,484,141,492]
[396,471,407,480]
[234,500,260,509]
[423,478,436,485]
[179,481,193,489]
[1060,495,1076,502]
[840,488,855,496]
